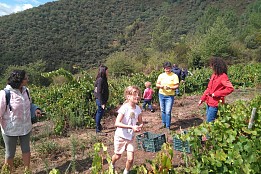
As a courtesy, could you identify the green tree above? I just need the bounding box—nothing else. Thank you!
[150,16,173,52]
[105,52,134,77]
[187,17,232,68]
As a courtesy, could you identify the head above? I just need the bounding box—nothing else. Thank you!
[7,70,28,89]
[124,86,141,104]
[96,65,108,79]
[163,61,172,74]
[144,81,151,88]
[209,57,227,75]
[173,64,178,68]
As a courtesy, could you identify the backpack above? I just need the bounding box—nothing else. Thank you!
[4,89,37,123]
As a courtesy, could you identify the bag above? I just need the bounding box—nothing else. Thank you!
[4,89,38,124]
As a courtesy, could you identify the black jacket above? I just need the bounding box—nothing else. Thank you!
[94,77,109,105]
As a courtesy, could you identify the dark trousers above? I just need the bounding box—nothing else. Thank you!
[95,99,105,132]
[142,99,153,110]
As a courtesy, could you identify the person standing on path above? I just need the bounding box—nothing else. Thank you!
[111,86,143,174]
[198,57,234,123]
[156,62,179,131]
[94,65,109,133]
[0,70,43,173]
[172,64,182,96]
[142,81,154,112]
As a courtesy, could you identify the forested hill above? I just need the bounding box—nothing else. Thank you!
[0,0,258,73]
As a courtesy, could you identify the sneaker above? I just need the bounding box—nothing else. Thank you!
[150,109,155,113]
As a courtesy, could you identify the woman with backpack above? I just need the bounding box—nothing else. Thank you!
[0,70,42,173]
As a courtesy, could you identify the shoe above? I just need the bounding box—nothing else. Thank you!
[150,109,155,113]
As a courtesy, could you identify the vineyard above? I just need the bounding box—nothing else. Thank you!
[0,63,260,173]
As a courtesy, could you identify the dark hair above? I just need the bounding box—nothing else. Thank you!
[209,57,227,75]
[163,61,172,68]
[96,65,108,80]
[7,70,26,89]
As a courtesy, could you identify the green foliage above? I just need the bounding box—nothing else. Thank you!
[187,17,232,67]
[105,52,135,77]
[150,16,173,52]
[35,139,61,158]
[1,164,10,174]
[0,60,50,88]
[26,63,260,137]
[184,95,261,173]
[128,95,261,173]
[49,169,60,174]
[1,0,258,72]
[91,143,113,174]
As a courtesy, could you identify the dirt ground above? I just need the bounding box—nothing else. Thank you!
[2,88,258,174]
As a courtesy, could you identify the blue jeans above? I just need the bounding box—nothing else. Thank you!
[206,105,218,122]
[142,99,153,110]
[159,94,174,128]
[95,99,105,132]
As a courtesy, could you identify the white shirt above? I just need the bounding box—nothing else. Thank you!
[0,85,32,136]
[115,103,141,140]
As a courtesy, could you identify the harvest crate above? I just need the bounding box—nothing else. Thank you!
[173,131,191,153]
[136,132,166,152]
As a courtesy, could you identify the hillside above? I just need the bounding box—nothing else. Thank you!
[0,0,258,73]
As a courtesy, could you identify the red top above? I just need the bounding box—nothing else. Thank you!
[143,88,153,100]
[200,73,234,107]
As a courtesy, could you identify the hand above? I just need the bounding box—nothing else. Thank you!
[35,109,42,117]
[102,104,105,109]
[164,86,170,90]
[132,125,141,132]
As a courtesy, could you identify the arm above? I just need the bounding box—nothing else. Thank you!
[30,104,42,118]
[0,90,6,121]
[137,113,143,129]
[213,76,234,97]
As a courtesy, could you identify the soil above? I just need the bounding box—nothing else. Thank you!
[1,88,258,174]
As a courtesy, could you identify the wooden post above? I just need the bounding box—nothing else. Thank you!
[248,108,257,129]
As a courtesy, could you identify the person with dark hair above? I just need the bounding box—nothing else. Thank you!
[198,57,234,123]
[181,68,188,81]
[156,62,179,132]
[172,64,182,96]
[94,65,109,133]
[0,70,42,173]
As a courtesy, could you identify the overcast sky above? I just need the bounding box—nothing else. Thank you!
[0,0,57,16]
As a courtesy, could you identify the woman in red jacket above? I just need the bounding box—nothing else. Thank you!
[198,57,234,123]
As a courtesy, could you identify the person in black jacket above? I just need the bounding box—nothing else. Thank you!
[94,65,109,133]
[172,64,182,96]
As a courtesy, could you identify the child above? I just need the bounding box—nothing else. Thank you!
[111,86,143,174]
[142,81,154,112]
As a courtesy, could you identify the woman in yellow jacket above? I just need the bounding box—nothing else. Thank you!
[156,62,179,131]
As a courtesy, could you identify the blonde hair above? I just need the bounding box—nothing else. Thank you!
[124,86,141,100]
[144,81,151,88]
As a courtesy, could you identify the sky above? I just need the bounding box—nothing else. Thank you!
[0,0,57,16]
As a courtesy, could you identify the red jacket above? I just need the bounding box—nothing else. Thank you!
[200,73,234,107]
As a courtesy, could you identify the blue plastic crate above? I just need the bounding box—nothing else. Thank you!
[136,132,166,152]
[173,131,191,153]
